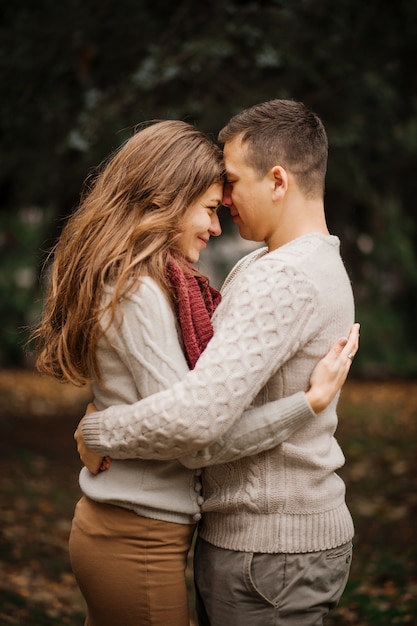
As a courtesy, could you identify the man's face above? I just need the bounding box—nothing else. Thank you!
[222,136,272,243]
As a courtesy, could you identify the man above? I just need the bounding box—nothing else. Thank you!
[79,100,357,625]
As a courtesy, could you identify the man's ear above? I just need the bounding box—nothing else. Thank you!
[270,165,288,201]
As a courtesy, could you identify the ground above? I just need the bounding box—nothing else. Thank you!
[0,371,416,625]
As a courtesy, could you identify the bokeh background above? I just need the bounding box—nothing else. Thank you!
[1,1,417,624]
[2,0,417,376]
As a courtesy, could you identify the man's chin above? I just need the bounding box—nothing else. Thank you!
[235,225,249,240]
[236,227,257,242]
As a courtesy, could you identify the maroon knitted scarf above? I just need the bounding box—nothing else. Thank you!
[166,257,222,369]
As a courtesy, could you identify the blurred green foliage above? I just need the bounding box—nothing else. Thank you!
[0,207,53,365]
[1,0,417,375]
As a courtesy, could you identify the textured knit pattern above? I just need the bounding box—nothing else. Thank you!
[79,276,313,525]
[83,233,355,552]
[78,277,198,524]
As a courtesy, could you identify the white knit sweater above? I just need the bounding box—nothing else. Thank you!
[79,277,314,525]
[83,233,355,551]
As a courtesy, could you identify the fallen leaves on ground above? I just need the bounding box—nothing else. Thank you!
[1,372,417,625]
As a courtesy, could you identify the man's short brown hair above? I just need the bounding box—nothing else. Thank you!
[218,99,328,199]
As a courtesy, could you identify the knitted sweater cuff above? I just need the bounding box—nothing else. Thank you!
[82,413,106,454]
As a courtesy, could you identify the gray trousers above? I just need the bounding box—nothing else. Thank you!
[194,537,352,626]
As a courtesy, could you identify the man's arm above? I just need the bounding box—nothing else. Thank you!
[82,259,322,459]
[77,324,358,471]
[179,327,359,467]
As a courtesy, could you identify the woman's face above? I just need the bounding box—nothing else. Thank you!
[178,183,223,263]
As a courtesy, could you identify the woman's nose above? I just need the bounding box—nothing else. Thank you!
[209,212,222,237]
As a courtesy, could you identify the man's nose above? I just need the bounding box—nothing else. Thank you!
[222,183,232,206]
[209,213,222,237]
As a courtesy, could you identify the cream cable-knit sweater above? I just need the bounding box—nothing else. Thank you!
[79,277,314,525]
[83,234,355,552]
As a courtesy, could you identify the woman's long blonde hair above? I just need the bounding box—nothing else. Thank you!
[34,120,224,386]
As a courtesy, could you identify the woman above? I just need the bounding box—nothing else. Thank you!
[34,119,357,626]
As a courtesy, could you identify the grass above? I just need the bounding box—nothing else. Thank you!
[0,373,416,624]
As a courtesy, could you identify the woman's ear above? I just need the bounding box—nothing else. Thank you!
[270,165,288,201]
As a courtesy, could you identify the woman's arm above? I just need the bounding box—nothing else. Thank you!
[80,261,358,461]
[76,325,359,470]
[179,327,359,467]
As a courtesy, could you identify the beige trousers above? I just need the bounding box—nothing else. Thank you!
[69,496,196,626]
